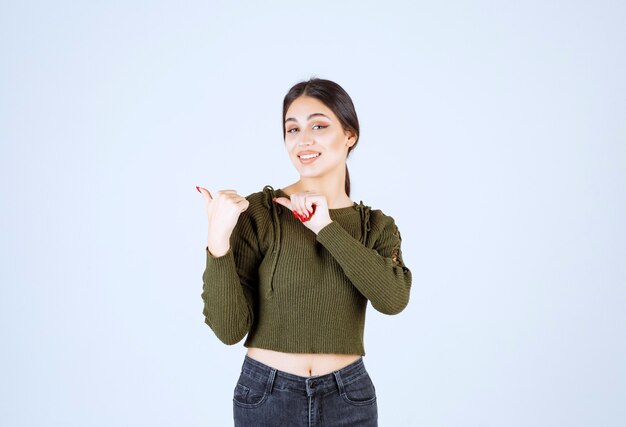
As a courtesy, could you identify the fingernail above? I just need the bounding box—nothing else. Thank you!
[196,186,201,193]
[272,198,276,202]
[294,211,306,221]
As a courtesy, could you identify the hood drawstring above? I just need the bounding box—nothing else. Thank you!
[355,201,372,245]
[262,185,282,297]
[261,185,372,297]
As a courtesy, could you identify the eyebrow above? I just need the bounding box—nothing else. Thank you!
[284,113,331,124]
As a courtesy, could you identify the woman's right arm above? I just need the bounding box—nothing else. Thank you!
[198,188,260,345]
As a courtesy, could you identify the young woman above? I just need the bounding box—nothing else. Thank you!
[197,78,412,426]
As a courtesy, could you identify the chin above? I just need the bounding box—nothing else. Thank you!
[297,170,321,178]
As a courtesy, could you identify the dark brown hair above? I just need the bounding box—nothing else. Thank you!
[282,78,360,197]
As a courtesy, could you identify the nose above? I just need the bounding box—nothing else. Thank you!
[298,128,314,146]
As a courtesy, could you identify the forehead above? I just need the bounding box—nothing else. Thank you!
[285,96,335,120]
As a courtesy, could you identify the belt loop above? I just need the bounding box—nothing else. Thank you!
[333,370,345,395]
[266,368,277,395]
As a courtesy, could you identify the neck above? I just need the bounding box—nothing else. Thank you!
[290,167,351,209]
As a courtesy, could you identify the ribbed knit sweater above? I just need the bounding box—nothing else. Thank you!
[201,185,412,355]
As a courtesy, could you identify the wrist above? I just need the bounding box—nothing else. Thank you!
[207,237,230,257]
[314,219,333,235]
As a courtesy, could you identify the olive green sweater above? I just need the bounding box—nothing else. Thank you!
[201,185,412,355]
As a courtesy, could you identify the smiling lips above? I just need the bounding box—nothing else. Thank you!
[298,151,321,163]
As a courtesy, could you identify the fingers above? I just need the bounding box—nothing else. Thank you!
[195,187,243,198]
[295,195,307,218]
[238,198,250,212]
[196,186,213,202]
[304,198,315,215]
[272,197,293,211]
[196,186,248,209]
[295,204,315,222]
[196,186,211,198]
[216,191,247,212]
[198,188,322,224]
[295,191,318,219]
[274,192,321,221]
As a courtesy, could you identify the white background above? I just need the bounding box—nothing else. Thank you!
[1,1,625,426]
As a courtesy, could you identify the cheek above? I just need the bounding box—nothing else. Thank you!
[284,140,297,153]
[330,137,348,152]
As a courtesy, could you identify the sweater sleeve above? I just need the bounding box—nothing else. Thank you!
[201,206,261,345]
[315,213,412,315]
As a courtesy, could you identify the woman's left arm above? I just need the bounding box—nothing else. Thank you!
[315,212,412,315]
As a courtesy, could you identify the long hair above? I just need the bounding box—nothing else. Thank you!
[282,78,360,197]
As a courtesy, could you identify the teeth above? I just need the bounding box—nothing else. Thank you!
[300,153,320,159]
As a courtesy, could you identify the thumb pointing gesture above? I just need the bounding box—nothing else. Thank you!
[272,192,332,234]
[197,185,212,201]
[273,197,317,221]
[197,185,214,214]
[272,196,293,212]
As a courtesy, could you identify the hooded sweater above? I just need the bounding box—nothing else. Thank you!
[201,185,412,355]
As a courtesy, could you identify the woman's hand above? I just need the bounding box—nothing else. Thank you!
[273,190,332,234]
[196,186,249,256]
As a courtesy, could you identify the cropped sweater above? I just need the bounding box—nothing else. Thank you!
[201,185,412,355]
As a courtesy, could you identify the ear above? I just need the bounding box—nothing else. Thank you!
[344,129,357,147]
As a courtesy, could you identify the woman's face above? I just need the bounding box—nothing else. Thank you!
[283,95,356,180]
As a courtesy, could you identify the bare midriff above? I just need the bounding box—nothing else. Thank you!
[246,347,361,377]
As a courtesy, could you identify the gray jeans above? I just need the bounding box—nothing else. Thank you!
[233,355,378,426]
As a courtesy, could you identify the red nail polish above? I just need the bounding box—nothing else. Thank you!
[294,211,307,222]
[196,186,201,193]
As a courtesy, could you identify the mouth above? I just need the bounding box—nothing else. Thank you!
[297,152,322,164]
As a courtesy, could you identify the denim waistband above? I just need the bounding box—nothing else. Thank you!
[240,355,368,397]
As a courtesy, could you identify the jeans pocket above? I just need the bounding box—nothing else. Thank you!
[233,371,269,408]
[341,372,377,406]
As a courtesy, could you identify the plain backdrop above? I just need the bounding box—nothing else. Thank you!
[1,1,625,426]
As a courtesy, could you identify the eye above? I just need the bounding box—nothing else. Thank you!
[286,127,298,133]
[313,125,328,130]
